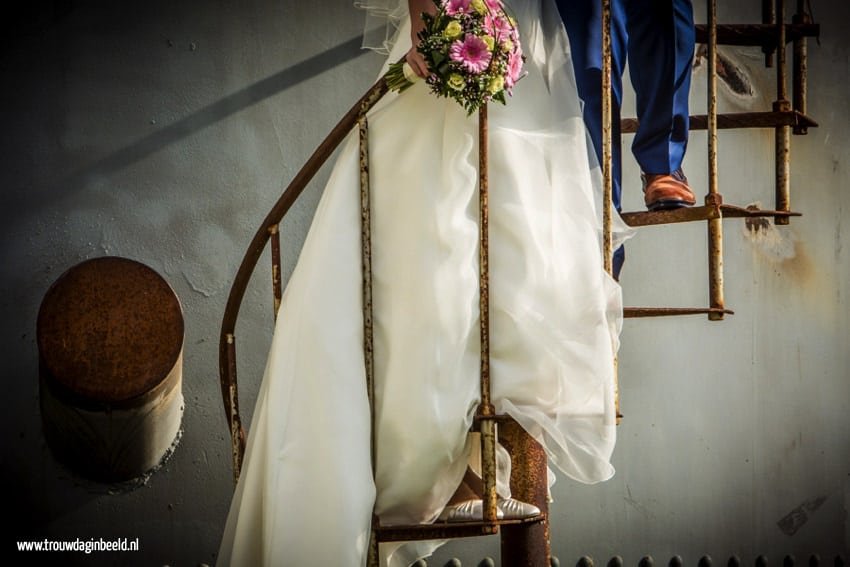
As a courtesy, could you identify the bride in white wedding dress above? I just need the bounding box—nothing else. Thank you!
[217,0,632,565]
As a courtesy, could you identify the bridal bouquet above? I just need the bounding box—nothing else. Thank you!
[385,0,525,114]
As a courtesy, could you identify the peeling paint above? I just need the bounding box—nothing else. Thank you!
[183,271,218,297]
[742,203,798,262]
[694,45,758,103]
[776,495,828,536]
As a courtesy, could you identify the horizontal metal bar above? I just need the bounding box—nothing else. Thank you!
[723,205,802,219]
[621,111,817,134]
[375,514,545,542]
[621,204,801,228]
[624,307,735,318]
[694,23,819,46]
[621,205,720,227]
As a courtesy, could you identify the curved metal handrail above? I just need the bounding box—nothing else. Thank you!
[218,77,390,480]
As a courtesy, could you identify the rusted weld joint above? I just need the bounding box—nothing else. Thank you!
[704,193,723,207]
[773,99,792,112]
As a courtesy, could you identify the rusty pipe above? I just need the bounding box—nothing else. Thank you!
[707,0,725,321]
[763,0,776,66]
[477,103,499,524]
[775,0,792,224]
[792,0,809,134]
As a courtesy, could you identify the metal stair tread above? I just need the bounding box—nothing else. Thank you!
[624,307,735,318]
[375,513,546,542]
[621,111,817,134]
[621,204,802,227]
[694,22,819,47]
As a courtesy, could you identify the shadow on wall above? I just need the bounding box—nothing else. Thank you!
[8,34,366,220]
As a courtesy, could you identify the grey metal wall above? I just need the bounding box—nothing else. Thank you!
[1,0,846,566]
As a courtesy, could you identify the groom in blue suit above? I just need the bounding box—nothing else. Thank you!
[556,0,696,278]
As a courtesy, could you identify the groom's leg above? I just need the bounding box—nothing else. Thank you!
[625,0,695,175]
[557,0,628,278]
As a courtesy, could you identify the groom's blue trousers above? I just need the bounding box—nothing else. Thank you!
[555,0,695,277]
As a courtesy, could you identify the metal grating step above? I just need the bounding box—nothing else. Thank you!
[621,111,817,135]
[694,23,820,47]
[375,514,546,543]
[620,204,801,228]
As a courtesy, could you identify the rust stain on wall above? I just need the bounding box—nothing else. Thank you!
[743,205,815,289]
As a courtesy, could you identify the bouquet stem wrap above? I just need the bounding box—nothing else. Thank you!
[384,61,421,92]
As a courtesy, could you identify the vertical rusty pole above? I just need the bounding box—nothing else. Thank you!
[763,0,776,67]
[477,103,499,525]
[600,0,622,418]
[774,0,792,225]
[792,0,809,135]
[499,419,551,566]
[601,0,613,277]
[358,116,376,482]
[358,115,380,567]
[269,224,282,319]
[226,333,243,482]
[706,0,726,321]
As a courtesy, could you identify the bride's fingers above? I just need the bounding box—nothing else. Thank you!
[405,49,429,78]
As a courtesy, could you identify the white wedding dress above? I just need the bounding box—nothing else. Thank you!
[217,1,632,565]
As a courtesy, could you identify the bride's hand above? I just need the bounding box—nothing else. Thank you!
[405,46,429,79]
[406,0,436,78]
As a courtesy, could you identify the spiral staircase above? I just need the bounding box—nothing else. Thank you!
[217,1,819,564]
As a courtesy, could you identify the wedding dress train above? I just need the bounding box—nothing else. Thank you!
[217,1,632,565]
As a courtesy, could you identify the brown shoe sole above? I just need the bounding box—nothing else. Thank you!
[646,198,696,211]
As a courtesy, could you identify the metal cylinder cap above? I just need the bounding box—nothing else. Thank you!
[37,256,184,408]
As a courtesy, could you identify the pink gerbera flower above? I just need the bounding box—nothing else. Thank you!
[443,0,471,15]
[450,34,493,74]
[484,12,512,42]
[505,48,524,88]
[484,0,503,10]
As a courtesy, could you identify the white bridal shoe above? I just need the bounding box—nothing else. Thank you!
[497,497,541,519]
[437,499,502,522]
[437,498,541,522]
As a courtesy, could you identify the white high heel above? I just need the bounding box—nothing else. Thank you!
[437,499,505,522]
[437,497,540,522]
[497,497,541,519]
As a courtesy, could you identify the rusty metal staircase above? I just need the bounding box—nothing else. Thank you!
[217,1,818,565]
[358,101,551,565]
[619,0,818,320]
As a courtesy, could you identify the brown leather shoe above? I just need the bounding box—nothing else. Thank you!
[642,168,696,211]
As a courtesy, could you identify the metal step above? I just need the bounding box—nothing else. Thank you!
[375,514,546,543]
[620,204,801,228]
[694,23,819,47]
[620,202,803,319]
[622,111,817,135]
[624,307,734,318]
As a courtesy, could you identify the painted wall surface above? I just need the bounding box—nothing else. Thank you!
[1,1,846,566]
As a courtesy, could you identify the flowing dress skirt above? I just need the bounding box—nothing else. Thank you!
[218,1,632,565]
